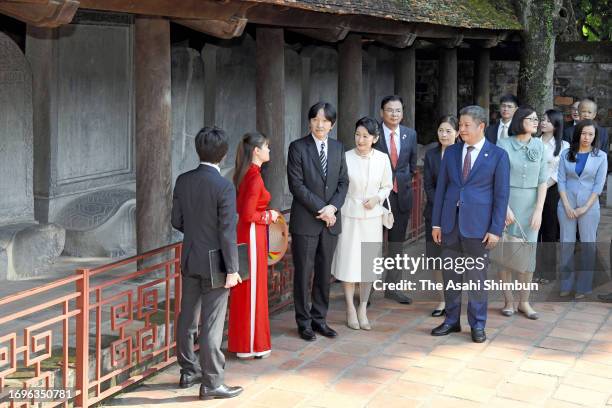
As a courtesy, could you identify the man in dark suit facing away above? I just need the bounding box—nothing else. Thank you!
[484,94,518,144]
[373,95,417,304]
[287,102,349,342]
[171,127,243,401]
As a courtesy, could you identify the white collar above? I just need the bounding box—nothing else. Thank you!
[383,123,400,137]
[201,162,220,173]
[465,137,486,151]
[311,133,328,145]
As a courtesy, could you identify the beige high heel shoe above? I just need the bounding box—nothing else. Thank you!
[357,305,371,330]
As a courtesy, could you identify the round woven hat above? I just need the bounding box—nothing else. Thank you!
[267,212,289,265]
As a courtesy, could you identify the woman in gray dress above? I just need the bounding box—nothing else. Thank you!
[496,107,548,319]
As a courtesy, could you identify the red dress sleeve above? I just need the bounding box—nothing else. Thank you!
[240,174,271,225]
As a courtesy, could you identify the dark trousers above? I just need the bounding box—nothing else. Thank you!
[292,229,338,330]
[442,224,489,330]
[177,275,229,388]
[535,184,559,281]
[384,191,411,289]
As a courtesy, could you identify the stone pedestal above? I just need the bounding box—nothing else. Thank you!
[26,11,136,259]
[0,32,65,280]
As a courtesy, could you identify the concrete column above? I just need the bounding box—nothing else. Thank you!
[394,47,416,128]
[256,27,286,209]
[438,47,457,117]
[338,33,362,148]
[474,47,491,124]
[135,17,172,254]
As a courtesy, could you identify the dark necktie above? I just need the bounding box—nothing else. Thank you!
[462,145,475,182]
[319,141,327,177]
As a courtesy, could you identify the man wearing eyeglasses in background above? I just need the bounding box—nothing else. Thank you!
[372,95,417,304]
[485,94,519,144]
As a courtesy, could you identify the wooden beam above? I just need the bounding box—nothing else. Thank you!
[173,16,248,39]
[0,0,79,27]
[79,0,243,20]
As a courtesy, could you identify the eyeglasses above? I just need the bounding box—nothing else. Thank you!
[500,104,516,109]
[383,109,403,114]
[525,117,539,123]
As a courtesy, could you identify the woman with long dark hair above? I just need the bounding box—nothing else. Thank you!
[558,120,607,299]
[423,115,459,317]
[534,110,569,284]
[497,107,548,320]
[228,132,280,359]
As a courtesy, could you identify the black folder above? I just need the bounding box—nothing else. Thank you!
[209,243,250,288]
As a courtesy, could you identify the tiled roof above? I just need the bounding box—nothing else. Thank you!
[245,0,522,30]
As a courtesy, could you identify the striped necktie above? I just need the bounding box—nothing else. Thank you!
[319,141,327,177]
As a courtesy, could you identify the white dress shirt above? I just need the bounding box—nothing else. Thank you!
[201,162,220,173]
[542,136,569,184]
[497,119,511,140]
[312,134,328,157]
[462,136,486,169]
[382,123,401,156]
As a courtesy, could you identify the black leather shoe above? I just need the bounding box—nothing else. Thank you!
[431,309,446,317]
[312,323,338,338]
[199,384,243,400]
[298,327,316,341]
[179,373,201,388]
[385,290,412,304]
[471,328,486,343]
[431,323,461,336]
[598,292,612,303]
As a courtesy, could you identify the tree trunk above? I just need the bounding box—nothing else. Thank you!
[514,0,561,117]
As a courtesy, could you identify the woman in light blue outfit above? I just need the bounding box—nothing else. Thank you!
[496,107,548,320]
[557,120,608,299]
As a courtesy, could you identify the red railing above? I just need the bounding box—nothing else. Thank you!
[0,243,183,408]
[0,171,424,408]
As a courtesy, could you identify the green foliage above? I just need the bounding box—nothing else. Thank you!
[574,0,611,41]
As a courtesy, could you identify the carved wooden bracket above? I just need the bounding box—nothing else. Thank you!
[289,25,350,43]
[368,31,417,48]
[173,15,248,39]
[0,0,79,27]
[435,35,465,48]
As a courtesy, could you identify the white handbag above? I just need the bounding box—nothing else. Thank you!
[381,197,394,229]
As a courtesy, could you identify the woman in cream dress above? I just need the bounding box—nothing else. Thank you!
[331,117,393,330]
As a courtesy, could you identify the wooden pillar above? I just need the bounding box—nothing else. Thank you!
[474,47,491,124]
[438,47,458,117]
[256,27,286,209]
[135,17,172,254]
[338,33,362,148]
[395,47,416,128]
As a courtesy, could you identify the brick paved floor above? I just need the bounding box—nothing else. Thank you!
[103,287,612,408]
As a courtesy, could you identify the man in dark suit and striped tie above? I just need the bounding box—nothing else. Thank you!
[287,102,349,341]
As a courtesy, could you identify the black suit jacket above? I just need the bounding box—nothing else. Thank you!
[423,145,442,223]
[171,164,239,284]
[484,121,501,144]
[373,124,417,212]
[287,135,349,236]
[563,124,609,152]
